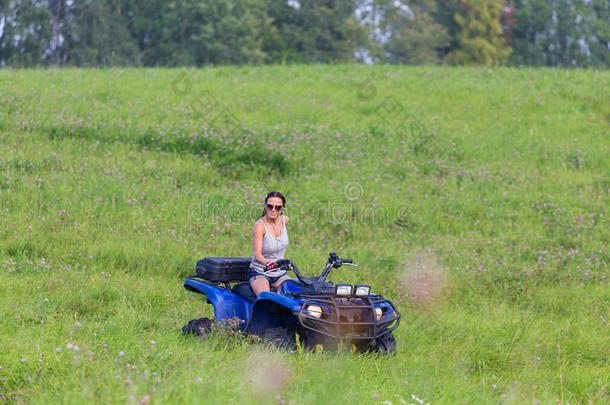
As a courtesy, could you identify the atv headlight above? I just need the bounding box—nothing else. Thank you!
[335,284,352,296]
[375,307,383,321]
[354,284,371,296]
[306,305,322,319]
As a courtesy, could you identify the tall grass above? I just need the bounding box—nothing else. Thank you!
[0,65,608,404]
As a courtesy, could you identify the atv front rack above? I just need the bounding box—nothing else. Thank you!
[295,295,401,340]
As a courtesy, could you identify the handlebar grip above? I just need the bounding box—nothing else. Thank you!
[343,258,353,263]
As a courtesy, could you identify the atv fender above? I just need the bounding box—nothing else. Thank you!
[246,291,301,335]
[184,278,252,327]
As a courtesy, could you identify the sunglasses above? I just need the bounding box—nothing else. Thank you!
[266,204,284,211]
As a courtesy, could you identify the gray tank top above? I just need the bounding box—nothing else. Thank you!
[250,214,289,277]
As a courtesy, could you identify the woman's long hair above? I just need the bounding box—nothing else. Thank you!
[261,191,286,218]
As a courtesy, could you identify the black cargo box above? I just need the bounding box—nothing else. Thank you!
[196,257,251,283]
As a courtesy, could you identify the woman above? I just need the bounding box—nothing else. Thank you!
[248,191,290,297]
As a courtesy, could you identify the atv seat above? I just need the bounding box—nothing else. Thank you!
[231,282,257,303]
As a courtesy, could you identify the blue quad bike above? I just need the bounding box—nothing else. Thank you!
[181,252,401,354]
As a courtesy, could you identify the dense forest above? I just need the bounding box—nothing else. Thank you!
[1,0,608,68]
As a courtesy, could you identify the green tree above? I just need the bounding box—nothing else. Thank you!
[508,0,550,66]
[263,0,365,63]
[178,0,269,65]
[379,0,450,64]
[588,0,610,67]
[116,0,269,66]
[106,0,184,66]
[510,0,609,68]
[60,0,140,66]
[447,0,512,65]
[0,0,53,67]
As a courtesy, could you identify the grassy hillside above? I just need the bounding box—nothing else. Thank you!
[0,65,608,404]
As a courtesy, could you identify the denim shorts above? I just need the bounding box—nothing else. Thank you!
[248,268,290,287]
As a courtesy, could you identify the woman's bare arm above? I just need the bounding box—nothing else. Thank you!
[252,221,267,265]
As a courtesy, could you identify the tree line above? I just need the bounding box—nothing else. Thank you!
[1,0,608,68]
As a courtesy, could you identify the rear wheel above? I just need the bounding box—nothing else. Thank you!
[261,327,297,351]
[371,332,396,355]
[181,318,213,337]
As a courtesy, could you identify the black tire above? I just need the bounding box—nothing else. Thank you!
[302,331,336,352]
[261,327,297,351]
[371,332,396,355]
[181,318,213,337]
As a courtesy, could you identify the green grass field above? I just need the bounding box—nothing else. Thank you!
[0,65,608,404]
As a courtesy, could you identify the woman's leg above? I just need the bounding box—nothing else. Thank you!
[271,275,291,293]
[250,277,270,297]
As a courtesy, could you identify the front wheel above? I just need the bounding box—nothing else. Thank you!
[261,327,297,352]
[371,332,396,355]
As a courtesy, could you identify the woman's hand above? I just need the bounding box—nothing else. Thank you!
[264,260,278,271]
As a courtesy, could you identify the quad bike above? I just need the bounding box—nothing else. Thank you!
[181,252,400,354]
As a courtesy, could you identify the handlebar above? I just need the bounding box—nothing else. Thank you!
[272,259,311,285]
[270,253,356,284]
[320,252,356,280]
